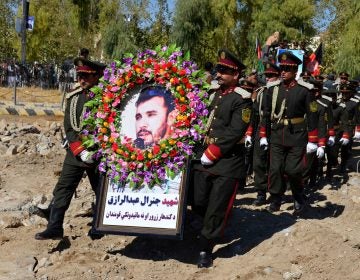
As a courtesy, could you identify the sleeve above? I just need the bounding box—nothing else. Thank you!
[340,108,350,139]
[64,95,85,156]
[204,98,252,161]
[306,91,319,143]
[245,101,258,137]
[327,105,335,137]
[317,106,327,147]
[259,87,272,138]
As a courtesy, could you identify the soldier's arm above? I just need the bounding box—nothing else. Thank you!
[306,91,319,143]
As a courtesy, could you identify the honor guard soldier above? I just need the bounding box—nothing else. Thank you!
[35,57,106,240]
[323,88,350,179]
[192,49,252,268]
[303,80,328,187]
[245,62,281,205]
[259,51,319,214]
[300,70,312,82]
[339,83,360,172]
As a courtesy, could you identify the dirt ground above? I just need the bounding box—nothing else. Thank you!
[1,89,360,279]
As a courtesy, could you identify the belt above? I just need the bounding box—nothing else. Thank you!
[333,125,340,129]
[204,136,245,145]
[279,117,305,125]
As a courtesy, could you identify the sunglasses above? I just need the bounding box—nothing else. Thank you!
[77,73,95,79]
[279,65,297,72]
[215,65,237,75]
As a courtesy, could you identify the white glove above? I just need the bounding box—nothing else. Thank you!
[354,131,360,140]
[79,150,94,164]
[260,137,268,150]
[306,142,318,154]
[201,153,213,166]
[339,138,349,146]
[327,136,335,147]
[245,135,252,148]
[316,146,325,159]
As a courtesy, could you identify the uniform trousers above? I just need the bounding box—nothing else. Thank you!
[253,137,268,192]
[192,169,238,240]
[268,144,306,196]
[52,153,100,210]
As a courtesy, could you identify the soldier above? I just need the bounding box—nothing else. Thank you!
[300,70,312,82]
[303,79,328,188]
[259,51,319,214]
[324,88,350,179]
[34,57,106,240]
[245,62,281,206]
[192,49,252,268]
[340,83,360,172]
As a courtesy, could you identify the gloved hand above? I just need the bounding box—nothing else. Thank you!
[260,137,268,150]
[79,150,94,164]
[354,131,360,140]
[327,136,335,147]
[339,137,349,146]
[245,135,252,148]
[316,146,325,159]
[201,153,213,166]
[306,142,318,154]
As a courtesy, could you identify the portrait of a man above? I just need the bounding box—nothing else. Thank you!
[134,85,176,149]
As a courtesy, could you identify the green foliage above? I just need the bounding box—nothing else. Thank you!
[0,0,18,60]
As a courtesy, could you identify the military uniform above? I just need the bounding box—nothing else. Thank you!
[260,52,319,213]
[192,49,251,268]
[35,57,106,240]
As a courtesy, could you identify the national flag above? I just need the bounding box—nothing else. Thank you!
[255,36,263,59]
[307,42,323,76]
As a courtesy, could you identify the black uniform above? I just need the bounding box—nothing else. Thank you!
[193,86,252,239]
[261,79,319,204]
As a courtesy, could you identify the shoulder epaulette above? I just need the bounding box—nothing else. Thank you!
[317,99,328,108]
[339,103,346,108]
[350,97,359,103]
[209,80,220,90]
[266,80,281,88]
[65,87,82,99]
[322,95,332,102]
[234,87,252,99]
[297,79,314,90]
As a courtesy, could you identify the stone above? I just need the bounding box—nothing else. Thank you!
[5,145,18,155]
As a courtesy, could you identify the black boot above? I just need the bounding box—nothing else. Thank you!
[30,199,54,221]
[293,192,307,215]
[253,191,267,206]
[197,235,214,268]
[266,194,282,212]
[34,207,66,240]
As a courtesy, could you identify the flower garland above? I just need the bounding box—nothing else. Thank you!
[81,45,210,189]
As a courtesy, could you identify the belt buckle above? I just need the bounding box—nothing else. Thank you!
[284,119,289,125]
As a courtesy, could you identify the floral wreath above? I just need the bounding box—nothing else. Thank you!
[81,45,210,189]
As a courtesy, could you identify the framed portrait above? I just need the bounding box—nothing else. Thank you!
[94,159,191,239]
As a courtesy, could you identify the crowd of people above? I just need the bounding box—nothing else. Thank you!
[30,42,360,270]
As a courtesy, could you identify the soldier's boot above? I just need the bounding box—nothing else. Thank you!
[197,236,214,268]
[266,194,282,213]
[34,207,66,240]
[32,198,54,221]
[293,191,307,215]
[253,190,267,206]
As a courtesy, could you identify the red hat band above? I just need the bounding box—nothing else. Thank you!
[218,58,238,70]
[76,65,97,73]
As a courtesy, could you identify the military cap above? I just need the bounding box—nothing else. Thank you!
[278,51,302,66]
[348,80,359,88]
[339,72,349,79]
[314,75,325,81]
[264,62,281,75]
[308,79,323,91]
[216,49,246,71]
[300,70,312,78]
[323,88,338,97]
[239,79,256,91]
[74,57,106,74]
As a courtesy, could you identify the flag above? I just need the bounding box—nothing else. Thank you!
[255,36,263,59]
[307,42,323,76]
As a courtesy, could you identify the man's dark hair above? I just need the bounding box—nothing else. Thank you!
[79,48,89,59]
[204,62,213,72]
[136,85,175,112]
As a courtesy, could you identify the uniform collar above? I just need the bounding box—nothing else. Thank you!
[221,86,236,95]
[283,80,297,89]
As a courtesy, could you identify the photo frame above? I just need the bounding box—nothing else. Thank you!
[94,159,191,239]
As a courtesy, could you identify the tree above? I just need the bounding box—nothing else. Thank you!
[0,0,18,60]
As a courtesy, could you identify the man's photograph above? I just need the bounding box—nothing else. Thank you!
[121,85,176,149]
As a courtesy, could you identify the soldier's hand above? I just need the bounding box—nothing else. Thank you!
[245,136,252,148]
[79,150,94,164]
[316,146,325,159]
[327,136,335,147]
[260,137,268,150]
[306,142,318,154]
[200,153,213,166]
[339,137,349,146]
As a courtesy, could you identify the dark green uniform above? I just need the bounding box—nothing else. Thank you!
[52,87,100,209]
[193,86,252,240]
[261,80,319,200]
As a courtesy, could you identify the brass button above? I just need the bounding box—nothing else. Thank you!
[215,106,218,109]
[210,128,213,131]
